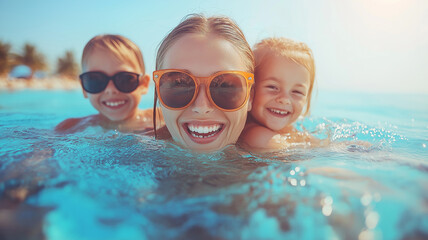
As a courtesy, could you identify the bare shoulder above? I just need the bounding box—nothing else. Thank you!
[54,115,96,133]
[240,123,277,149]
[139,108,153,118]
[155,125,171,139]
[130,108,154,131]
[54,118,82,132]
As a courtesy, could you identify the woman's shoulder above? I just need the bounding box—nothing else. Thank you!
[143,125,171,139]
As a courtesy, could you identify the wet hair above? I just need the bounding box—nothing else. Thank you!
[156,14,254,72]
[153,14,255,136]
[253,37,315,116]
[81,34,145,74]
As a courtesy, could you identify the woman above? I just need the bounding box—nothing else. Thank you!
[153,14,254,152]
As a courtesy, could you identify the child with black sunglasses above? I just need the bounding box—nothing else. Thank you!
[55,34,155,133]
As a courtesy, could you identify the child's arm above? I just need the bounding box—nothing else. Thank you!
[241,123,330,151]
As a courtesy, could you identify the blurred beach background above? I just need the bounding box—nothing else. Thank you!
[0,0,427,94]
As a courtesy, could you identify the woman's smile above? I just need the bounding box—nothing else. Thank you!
[182,121,225,144]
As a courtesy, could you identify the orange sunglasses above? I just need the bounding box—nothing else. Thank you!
[153,69,254,112]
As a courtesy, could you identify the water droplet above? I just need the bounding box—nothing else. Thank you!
[322,205,332,216]
[361,193,372,206]
[373,193,381,202]
[324,196,333,205]
[359,230,375,240]
[366,212,380,229]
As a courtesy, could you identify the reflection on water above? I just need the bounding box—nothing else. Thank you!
[0,117,427,240]
[0,91,427,239]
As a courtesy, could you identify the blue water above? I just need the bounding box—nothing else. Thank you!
[0,88,427,240]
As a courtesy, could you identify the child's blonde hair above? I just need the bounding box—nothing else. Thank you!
[156,14,254,73]
[253,37,315,116]
[81,34,146,74]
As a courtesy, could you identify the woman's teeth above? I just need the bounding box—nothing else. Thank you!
[105,100,126,107]
[268,108,290,115]
[187,124,222,138]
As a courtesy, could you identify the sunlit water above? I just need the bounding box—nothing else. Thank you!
[0,88,427,240]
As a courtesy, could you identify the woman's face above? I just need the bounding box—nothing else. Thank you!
[160,33,252,152]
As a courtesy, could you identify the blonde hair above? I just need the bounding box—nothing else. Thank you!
[156,14,254,73]
[253,37,315,116]
[153,14,255,136]
[81,34,145,74]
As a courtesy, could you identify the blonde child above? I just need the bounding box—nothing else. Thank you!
[240,37,320,150]
[55,34,154,133]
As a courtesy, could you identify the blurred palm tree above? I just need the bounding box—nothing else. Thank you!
[13,43,47,79]
[0,40,12,77]
[56,51,79,79]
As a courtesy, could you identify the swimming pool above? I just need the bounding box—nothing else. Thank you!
[1,88,427,240]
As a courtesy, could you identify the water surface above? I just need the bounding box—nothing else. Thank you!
[0,89,427,240]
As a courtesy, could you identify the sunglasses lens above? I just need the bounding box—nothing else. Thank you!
[114,72,139,93]
[159,72,195,108]
[209,73,247,110]
[80,72,109,93]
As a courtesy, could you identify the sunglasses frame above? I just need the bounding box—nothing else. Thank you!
[79,71,141,94]
[153,69,254,112]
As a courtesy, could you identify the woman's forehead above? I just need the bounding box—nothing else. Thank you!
[162,34,247,76]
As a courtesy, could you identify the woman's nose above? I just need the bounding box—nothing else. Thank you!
[104,80,119,94]
[191,85,215,114]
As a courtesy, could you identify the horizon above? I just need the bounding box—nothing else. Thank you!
[1,0,427,94]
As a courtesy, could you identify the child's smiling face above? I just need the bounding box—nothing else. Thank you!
[82,48,148,122]
[250,55,310,131]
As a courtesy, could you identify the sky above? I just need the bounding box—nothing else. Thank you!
[1,0,427,94]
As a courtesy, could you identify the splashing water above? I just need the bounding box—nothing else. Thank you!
[0,90,427,240]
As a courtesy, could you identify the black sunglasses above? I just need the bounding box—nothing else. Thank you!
[79,71,141,94]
